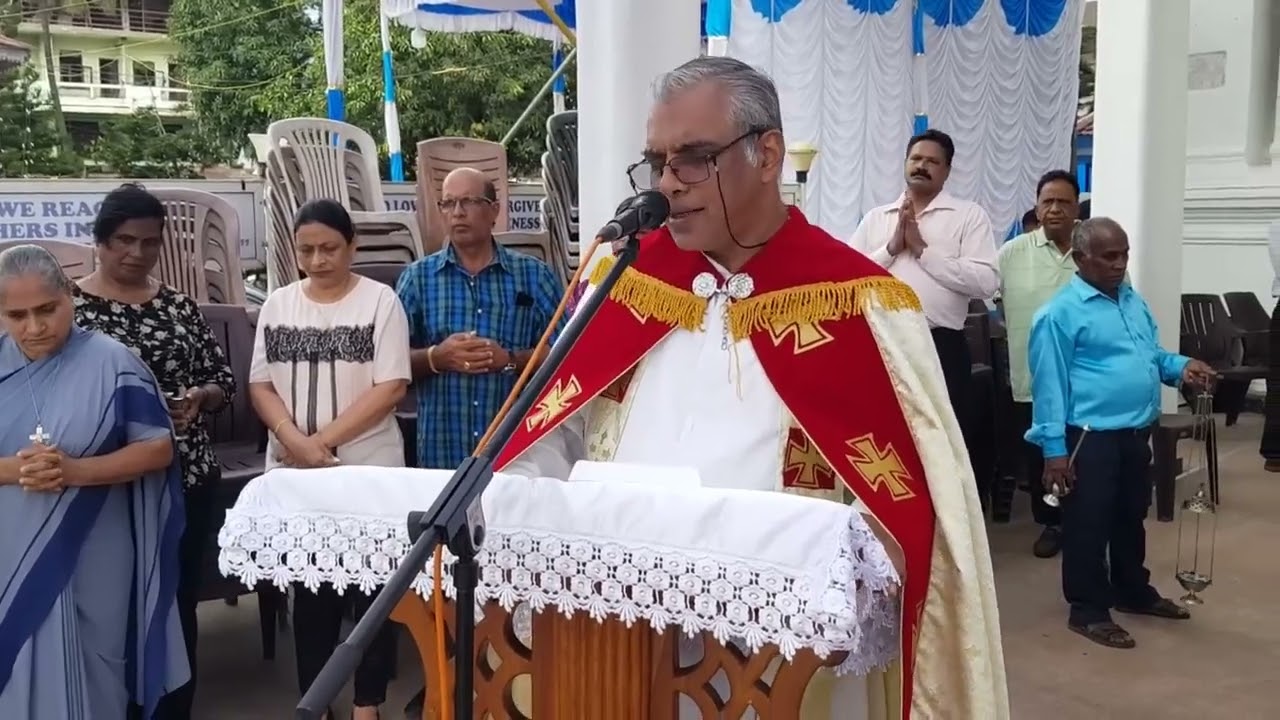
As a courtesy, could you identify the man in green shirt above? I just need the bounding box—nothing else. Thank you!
[998,170,1080,558]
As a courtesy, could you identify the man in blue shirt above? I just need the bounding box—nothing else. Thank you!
[1027,217,1215,650]
[396,167,567,470]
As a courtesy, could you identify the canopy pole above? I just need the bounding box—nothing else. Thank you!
[379,6,404,181]
[501,46,577,146]
[534,0,576,44]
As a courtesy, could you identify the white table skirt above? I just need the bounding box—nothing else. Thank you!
[218,466,901,675]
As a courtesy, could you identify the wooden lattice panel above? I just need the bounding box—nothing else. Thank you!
[654,636,845,717]
[392,595,848,720]
[392,595,533,719]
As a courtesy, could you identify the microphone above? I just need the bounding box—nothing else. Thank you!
[597,190,670,242]
[613,195,637,216]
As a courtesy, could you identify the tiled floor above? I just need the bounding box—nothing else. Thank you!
[194,415,1280,719]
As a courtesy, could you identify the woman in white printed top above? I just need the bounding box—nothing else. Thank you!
[248,198,410,720]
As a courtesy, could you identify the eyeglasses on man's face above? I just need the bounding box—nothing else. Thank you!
[437,197,493,213]
[625,128,772,192]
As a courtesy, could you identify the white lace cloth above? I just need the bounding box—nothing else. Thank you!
[218,466,901,675]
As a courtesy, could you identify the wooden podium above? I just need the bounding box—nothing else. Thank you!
[392,593,846,719]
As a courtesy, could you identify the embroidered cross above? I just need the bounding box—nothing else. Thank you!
[768,320,835,355]
[783,430,836,490]
[845,434,916,501]
[525,377,583,432]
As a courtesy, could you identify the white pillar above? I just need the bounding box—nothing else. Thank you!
[1250,0,1280,163]
[576,0,701,248]
[1090,0,1191,411]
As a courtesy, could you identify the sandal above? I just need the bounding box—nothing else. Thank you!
[1115,598,1191,620]
[1068,620,1136,649]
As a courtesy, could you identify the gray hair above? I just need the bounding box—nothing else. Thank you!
[1070,216,1125,255]
[0,244,75,299]
[654,56,784,166]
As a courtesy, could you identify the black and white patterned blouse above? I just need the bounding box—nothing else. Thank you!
[73,285,237,488]
[249,276,411,471]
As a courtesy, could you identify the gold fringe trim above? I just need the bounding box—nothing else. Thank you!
[727,276,922,340]
[587,258,922,340]
[588,256,707,331]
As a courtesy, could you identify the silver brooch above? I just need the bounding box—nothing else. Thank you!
[725,273,754,300]
[692,272,719,299]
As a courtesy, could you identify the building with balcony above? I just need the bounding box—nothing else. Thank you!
[14,0,188,148]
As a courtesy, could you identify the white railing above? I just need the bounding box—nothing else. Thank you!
[18,2,170,35]
[54,77,188,111]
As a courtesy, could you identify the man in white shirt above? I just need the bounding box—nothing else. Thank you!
[847,129,999,490]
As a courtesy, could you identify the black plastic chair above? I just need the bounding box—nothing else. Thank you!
[352,262,408,288]
[1223,290,1271,366]
[1180,293,1265,425]
[199,304,281,659]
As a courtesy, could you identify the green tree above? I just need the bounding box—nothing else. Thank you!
[0,0,21,35]
[168,0,317,160]
[0,64,82,176]
[91,109,219,178]
[171,0,566,176]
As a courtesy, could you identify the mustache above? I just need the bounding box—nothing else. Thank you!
[911,169,931,179]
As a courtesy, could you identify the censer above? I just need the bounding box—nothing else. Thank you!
[1174,391,1218,605]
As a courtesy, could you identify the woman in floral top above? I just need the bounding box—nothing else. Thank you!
[72,184,235,720]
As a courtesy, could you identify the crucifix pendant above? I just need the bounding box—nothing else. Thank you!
[30,424,51,445]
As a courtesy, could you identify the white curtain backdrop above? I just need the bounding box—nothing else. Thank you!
[924,0,1085,238]
[728,0,914,242]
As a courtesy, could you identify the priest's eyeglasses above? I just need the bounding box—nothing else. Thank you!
[626,127,771,192]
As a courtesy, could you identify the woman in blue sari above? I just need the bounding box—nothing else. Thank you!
[0,244,188,719]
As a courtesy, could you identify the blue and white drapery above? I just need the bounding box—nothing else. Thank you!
[719,0,1083,243]
[380,4,406,181]
[322,0,345,121]
[920,0,1083,239]
[383,0,577,42]
[729,0,915,242]
[365,0,1082,241]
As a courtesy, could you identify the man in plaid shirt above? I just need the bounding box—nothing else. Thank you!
[396,167,567,470]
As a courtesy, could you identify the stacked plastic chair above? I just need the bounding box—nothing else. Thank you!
[541,110,580,283]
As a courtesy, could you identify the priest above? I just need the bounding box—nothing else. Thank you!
[497,56,1007,719]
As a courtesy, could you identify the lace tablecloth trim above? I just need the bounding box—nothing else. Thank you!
[218,510,900,675]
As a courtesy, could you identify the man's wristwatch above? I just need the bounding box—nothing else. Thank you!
[500,349,517,373]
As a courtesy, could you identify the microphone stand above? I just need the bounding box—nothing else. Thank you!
[296,236,642,719]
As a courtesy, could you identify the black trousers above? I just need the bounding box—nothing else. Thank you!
[1061,426,1160,625]
[930,328,978,483]
[1012,402,1061,527]
[152,478,216,720]
[293,584,397,708]
[1261,299,1280,459]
